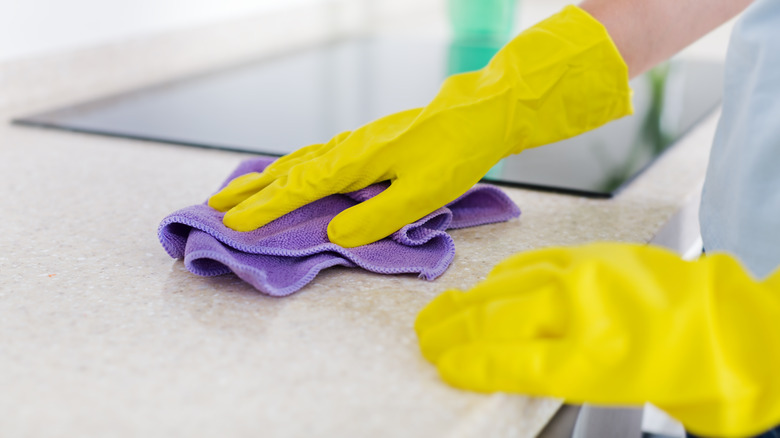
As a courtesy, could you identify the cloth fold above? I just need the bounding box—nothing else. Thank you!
[158,157,520,296]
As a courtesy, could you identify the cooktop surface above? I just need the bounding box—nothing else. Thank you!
[14,37,724,197]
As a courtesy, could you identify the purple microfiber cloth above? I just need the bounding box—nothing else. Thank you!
[158,157,520,296]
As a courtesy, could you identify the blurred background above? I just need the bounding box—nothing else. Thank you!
[0,1,741,436]
[0,0,732,114]
[3,0,736,199]
[0,0,326,63]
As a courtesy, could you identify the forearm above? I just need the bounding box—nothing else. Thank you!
[580,0,753,77]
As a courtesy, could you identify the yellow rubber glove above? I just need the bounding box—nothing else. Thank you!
[415,242,780,437]
[208,5,632,247]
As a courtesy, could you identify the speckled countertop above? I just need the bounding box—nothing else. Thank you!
[0,98,718,437]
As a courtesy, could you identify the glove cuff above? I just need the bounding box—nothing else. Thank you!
[498,4,633,152]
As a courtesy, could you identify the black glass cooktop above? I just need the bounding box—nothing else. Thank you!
[14,37,723,197]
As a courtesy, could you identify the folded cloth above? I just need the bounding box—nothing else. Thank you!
[158,157,520,296]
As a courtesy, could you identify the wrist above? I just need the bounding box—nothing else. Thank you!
[497,5,633,151]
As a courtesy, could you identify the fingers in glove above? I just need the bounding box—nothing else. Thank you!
[415,266,563,337]
[327,178,462,248]
[221,154,362,231]
[417,283,565,363]
[208,142,335,211]
[436,341,572,395]
[209,128,355,212]
[209,172,273,212]
[486,247,576,280]
[268,130,353,172]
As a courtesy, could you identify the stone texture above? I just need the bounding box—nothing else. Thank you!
[0,0,725,432]
[0,105,718,437]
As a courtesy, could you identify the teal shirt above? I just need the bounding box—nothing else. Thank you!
[700,0,780,278]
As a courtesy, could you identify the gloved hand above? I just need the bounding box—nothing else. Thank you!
[208,5,633,247]
[415,242,780,437]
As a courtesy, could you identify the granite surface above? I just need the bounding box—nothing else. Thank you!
[0,0,739,433]
[0,103,718,437]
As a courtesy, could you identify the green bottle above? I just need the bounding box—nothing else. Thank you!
[448,0,517,45]
[447,0,518,180]
[446,0,518,75]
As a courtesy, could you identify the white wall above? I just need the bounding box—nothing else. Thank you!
[0,0,322,63]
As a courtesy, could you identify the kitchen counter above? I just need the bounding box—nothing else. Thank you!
[0,100,718,436]
[0,0,732,434]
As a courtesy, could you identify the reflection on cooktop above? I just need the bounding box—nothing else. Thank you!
[13,37,723,197]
